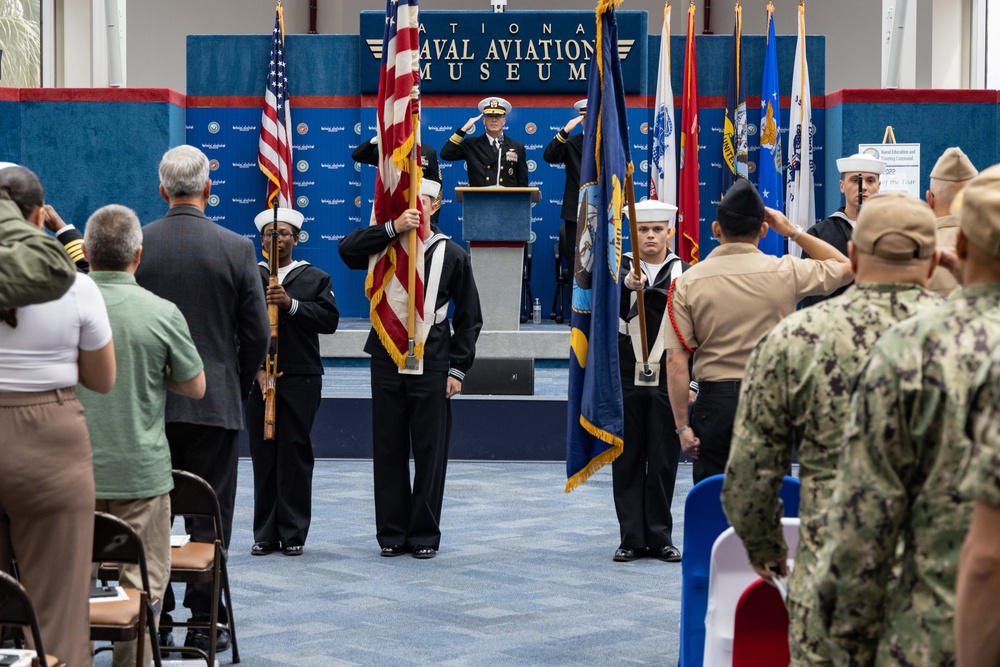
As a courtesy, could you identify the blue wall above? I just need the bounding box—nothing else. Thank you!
[186,29,827,316]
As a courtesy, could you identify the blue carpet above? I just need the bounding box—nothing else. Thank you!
[98,460,693,665]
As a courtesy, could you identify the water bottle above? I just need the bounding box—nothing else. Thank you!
[532,298,542,324]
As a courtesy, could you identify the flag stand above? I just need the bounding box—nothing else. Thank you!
[882,126,898,144]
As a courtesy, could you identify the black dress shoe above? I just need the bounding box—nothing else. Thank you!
[282,544,304,556]
[251,541,278,556]
[411,545,437,559]
[613,547,640,562]
[380,544,407,557]
[183,627,231,656]
[657,545,682,562]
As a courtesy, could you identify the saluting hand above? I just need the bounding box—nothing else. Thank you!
[393,209,421,235]
[763,207,794,238]
[462,114,483,133]
[265,283,292,310]
[41,205,68,233]
[563,115,584,133]
[936,247,963,285]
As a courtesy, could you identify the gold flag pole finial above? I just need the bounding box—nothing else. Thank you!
[690,0,695,7]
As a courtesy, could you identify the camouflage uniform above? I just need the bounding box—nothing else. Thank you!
[958,345,1000,506]
[814,284,1000,666]
[722,283,939,666]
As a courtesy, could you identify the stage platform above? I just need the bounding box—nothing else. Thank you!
[240,318,573,461]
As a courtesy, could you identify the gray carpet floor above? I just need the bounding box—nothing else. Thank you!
[98,459,694,666]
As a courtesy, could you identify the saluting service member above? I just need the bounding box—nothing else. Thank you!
[543,99,587,264]
[814,165,1000,667]
[247,207,339,558]
[800,152,885,307]
[338,178,483,560]
[926,146,978,295]
[40,204,89,272]
[352,137,443,224]
[664,179,852,483]
[612,200,687,564]
[440,96,528,188]
[722,193,942,665]
[135,145,269,653]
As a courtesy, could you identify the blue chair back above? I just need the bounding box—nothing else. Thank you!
[678,474,800,667]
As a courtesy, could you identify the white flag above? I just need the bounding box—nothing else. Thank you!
[785,2,814,257]
[650,2,676,213]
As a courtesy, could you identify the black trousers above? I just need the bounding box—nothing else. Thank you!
[246,375,322,547]
[690,381,741,484]
[370,357,451,550]
[163,422,238,621]
[612,381,680,550]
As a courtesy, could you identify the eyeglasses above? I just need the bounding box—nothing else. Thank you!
[263,231,296,239]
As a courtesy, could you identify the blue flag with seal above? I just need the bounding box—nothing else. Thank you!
[566,0,630,492]
[758,2,785,256]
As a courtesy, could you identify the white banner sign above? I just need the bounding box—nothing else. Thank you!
[857,143,921,198]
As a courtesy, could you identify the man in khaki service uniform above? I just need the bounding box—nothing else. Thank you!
[664,179,852,483]
[721,192,942,665]
[926,146,978,295]
[814,164,1000,666]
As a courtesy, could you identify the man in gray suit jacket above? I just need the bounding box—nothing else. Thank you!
[135,145,269,653]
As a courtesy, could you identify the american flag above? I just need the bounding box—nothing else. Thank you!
[258,3,293,208]
[367,0,425,368]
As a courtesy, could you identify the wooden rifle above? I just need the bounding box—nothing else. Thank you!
[263,199,280,440]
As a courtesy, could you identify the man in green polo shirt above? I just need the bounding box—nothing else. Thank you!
[78,204,205,667]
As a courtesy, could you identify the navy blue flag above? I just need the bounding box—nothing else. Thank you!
[566,0,630,492]
[758,3,785,256]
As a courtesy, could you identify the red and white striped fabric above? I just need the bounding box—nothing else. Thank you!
[258,3,293,208]
[367,0,425,368]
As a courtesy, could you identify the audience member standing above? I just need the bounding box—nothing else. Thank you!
[135,145,269,652]
[722,193,942,664]
[543,99,587,266]
[79,204,205,667]
[0,162,77,307]
[925,146,978,295]
[814,165,1000,665]
[0,165,116,667]
[664,180,851,483]
[247,207,339,557]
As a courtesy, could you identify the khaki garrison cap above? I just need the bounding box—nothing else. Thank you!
[930,147,978,182]
[852,192,936,261]
[959,164,1000,259]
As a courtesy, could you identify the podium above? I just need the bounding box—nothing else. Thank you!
[456,186,541,332]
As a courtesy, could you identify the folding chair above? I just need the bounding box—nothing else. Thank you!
[732,579,791,667]
[160,470,240,665]
[90,511,163,667]
[0,570,63,667]
[679,474,800,667]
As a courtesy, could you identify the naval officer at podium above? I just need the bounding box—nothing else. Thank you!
[441,96,528,188]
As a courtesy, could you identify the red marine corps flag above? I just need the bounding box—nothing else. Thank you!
[677,0,700,264]
[258,1,293,208]
[367,0,426,368]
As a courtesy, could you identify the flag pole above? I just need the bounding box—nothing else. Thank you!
[624,171,653,380]
[405,106,420,370]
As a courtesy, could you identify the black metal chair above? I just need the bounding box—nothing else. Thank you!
[159,470,240,664]
[550,223,572,323]
[90,511,163,667]
[520,242,534,323]
[0,570,63,667]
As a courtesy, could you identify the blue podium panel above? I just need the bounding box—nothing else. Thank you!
[457,187,536,243]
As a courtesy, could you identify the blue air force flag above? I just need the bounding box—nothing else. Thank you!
[758,3,785,256]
